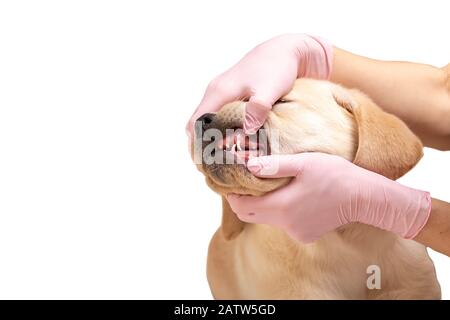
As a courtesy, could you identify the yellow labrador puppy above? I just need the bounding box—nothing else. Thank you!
[194,78,441,299]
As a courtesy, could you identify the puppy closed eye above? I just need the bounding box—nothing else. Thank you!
[275,99,290,104]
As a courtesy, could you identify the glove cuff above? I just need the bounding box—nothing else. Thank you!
[403,191,432,239]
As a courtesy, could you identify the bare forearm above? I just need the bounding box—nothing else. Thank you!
[330,48,450,150]
[414,198,450,256]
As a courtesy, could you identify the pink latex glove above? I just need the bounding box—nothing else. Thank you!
[186,34,333,138]
[227,153,432,243]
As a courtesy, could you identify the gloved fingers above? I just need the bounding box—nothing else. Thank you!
[186,79,242,138]
[246,154,308,178]
[243,63,300,135]
[227,192,288,224]
[244,95,274,134]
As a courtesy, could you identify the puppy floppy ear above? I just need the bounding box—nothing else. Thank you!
[332,85,423,180]
[221,196,245,240]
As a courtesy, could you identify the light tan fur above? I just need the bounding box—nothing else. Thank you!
[197,79,440,299]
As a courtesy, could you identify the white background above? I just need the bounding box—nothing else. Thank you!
[0,0,448,299]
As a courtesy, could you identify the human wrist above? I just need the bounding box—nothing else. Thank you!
[354,176,432,239]
[403,190,432,239]
[261,34,333,80]
[291,33,333,79]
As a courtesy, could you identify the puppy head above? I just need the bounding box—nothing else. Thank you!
[194,80,360,195]
[194,79,423,239]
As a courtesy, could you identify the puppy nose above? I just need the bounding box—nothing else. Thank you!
[196,113,215,129]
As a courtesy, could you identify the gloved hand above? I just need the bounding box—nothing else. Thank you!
[227,153,431,243]
[186,34,333,139]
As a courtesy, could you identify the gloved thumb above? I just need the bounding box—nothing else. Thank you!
[246,154,309,178]
[244,96,272,134]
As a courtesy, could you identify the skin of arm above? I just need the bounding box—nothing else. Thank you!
[331,48,450,150]
[414,198,450,256]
